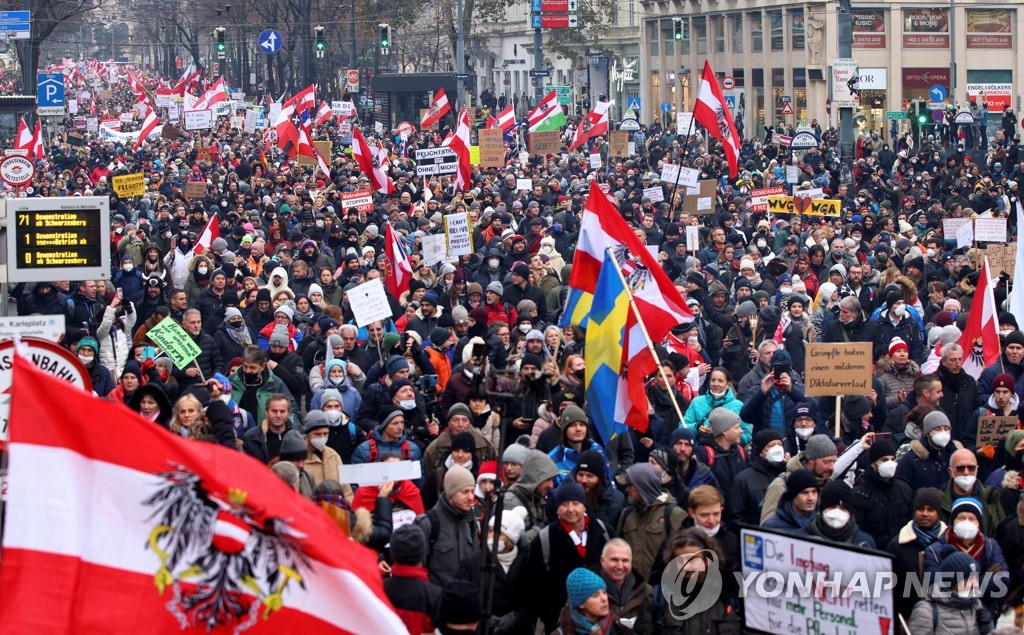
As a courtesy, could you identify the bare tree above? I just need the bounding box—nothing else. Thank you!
[8,0,107,94]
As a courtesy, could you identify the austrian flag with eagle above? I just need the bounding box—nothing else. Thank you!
[0,355,407,634]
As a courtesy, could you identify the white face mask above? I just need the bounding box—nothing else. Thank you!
[123,263,134,272]
[78,354,94,366]
[953,520,979,542]
[219,394,231,405]
[519,324,532,334]
[822,509,851,530]
[780,286,793,295]
[893,304,906,318]
[905,423,921,440]
[699,523,721,537]
[688,336,699,347]
[324,409,343,424]
[877,460,898,479]
[198,266,209,275]
[710,390,727,399]
[542,245,553,254]
[488,258,501,269]
[930,431,951,448]
[765,445,786,464]
[310,436,328,451]
[399,399,417,410]
[1001,329,1014,337]
[486,537,509,552]
[954,475,977,491]
[795,427,815,440]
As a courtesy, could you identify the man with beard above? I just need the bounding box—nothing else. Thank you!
[551,450,626,529]
[266,325,307,405]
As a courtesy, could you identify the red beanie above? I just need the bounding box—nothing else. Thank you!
[888,337,909,357]
[992,373,1016,392]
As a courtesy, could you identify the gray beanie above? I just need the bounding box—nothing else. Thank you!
[269,324,290,347]
[922,411,951,436]
[326,333,344,349]
[303,410,330,434]
[319,388,344,410]
[708,407,741,437]
[804,434,837,461]
[502,442,531,465]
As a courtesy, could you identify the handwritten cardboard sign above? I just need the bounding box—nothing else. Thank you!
[610,131,629,158]
[977,416,1019,448]
[111,173,145,198]
[146,316,202,369]
[478,128,505,168]
[987,242,1017,279]
[804,342,873,396]
[683,180,717,215]
[529,130,561,156]
[184,181,207,200]
[444,212,473,257]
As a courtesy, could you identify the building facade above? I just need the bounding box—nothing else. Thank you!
[640,2,1024,138]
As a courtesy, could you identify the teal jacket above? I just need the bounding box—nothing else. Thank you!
[683,388,752,446]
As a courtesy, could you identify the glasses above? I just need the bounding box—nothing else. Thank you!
[953,465,978,473]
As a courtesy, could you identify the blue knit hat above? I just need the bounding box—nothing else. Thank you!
[566,567,606,609]
[670,427,696,446]
[938,546,979,578]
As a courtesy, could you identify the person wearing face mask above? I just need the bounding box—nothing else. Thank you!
[213,307,256,363]
[924,497,1010,606]
[875,291,924,363]
[911,545,995,635]
[112,256,146,306]
[977,330,1024,403]
[75,336,114,397]
[941,449,1006,537]
[803,481,875,548]
[888,487,949,620]
[728,430,788,528]
[300,410,352,501]
[850,439,913,548]
[897,410,963,491]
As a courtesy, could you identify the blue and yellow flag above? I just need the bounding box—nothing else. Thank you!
[584,252,631,445]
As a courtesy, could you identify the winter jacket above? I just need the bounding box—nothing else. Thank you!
[940,480,1006,538]
[895,438,962,491]
[96,304,137,379]
[67,290,106,335]
[240,419,299,464]
[351,426,424,465]
[85,359,115,398]
[739,382,807,438]
[309,378,362,416]
[456,548,533,635]
[887,520,949,619]
[875,357,921,408]
[763,500,816,534]
[383,564,442,635]
[598,568,654,635]
[876,310,925,363]
[728,456,786,528]
[504,450,560,544]
[229,367,298,425]
[423,427,496,472]
[549,440,610,486]
[937,365,983,446]
[212,321,256,365]
[684,388,751,446]
[851,468,914,549]
[924,534,1009,598]
[908,596,984,635]
[996,498,1024,592]
[615,493,688,581]
[978,355,1024,402]
[414,495,480,587]
[702,441,748,495]
[173,330,223,389]
[822,314,880,352]
[112,268,146,305]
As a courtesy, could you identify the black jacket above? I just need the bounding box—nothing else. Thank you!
[173,331,223,388]
[851,468,914,549]
[728,456,785,528]
[455,547,533,635]
[936,365,982,447]
[822,314,880,350]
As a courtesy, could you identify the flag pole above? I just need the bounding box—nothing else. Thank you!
[605,247,687,425]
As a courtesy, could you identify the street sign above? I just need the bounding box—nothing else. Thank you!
[660,101,672,113]
[454,72,471,80]
[0,155,34,187]
[414,147,459,176]
[780,102,794,116]
[931,109,945,123]
[954,111,974,124]
[627,97,641,112]
[619,117,640,131]
[37,73,65,116]
[537,14,577,27]
[825,98,832,116]
[258,29,283,54]
[529,69,551,78]
[724,95,736,109]
[886,111,908,120]
[0,11,30,40]
[781,95,791,104]
[545,84,571,105]
[929,84,947,103]
[6,196,112,283]
[531,0,579,10]
[722,76,735,90]
[789,131,819,149]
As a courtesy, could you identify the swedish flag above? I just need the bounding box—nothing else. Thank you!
[585,252,631,445]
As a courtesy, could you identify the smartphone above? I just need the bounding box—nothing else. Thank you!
[142,346,156,361]
[774,365,791,380]
[116,288,123,299]
[875,432,893,442]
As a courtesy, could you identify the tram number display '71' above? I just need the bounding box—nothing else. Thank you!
[4,196,111,283]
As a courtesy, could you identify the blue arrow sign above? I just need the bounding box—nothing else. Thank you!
[929,84,947,102]
[660,101,672,113]
[259,29,282,54]
[627,97,641,112]
[37,73,64,107]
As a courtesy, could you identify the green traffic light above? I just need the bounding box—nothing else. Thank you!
[918,115,927,124]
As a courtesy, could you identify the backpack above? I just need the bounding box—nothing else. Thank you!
[368,437,413,462]
[704,445,746,467]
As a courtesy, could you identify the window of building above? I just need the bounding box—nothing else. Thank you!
[791,9,805,50]
[694,17,707,55]
[663,23,675,56]
[794,67,807,120]
[713,16,725,53]
[769,11,784,50]
[750,12,763,52]
[731,14,743,53]
[649,21,659,56]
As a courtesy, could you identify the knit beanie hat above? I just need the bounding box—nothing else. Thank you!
[303,410,330,434]
[868,439,896,463]
[278,430,308,462]
[803,435,837,461]
[753,430,783,457]
[938,548,979,579]
[386,355,410,377]
[274,305,294,321]
[553,480,587,508]
[709,407,741,437]
[443,465,476,500]
[390,524,427,565]
[1007,430,1024,454]
[950,497,984,524]
[888,337,909,357]
[993,373,1017,393]
[121,360,143,381]
[319,388,344,409]
[447,402,473,422]
[492,506,529,545]
[438,579,481,626]
[844,395,872,420]
[388,378,413,399]
[429,327,452,347]
[269,324,290,347]
[819,481,853,511]
[922,411,951,436]
[784,469,821,500]
[575,450,607,479]
[501,442,531,465]
[1004,330,1024,349]
[566,567,607,609]
[913,487,944,511]
[450,432,476,455]
[560,404,588,428]
[670,427,696,446]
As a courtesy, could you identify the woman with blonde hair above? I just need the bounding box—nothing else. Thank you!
[168,394,207,439]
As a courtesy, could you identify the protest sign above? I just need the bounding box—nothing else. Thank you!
[683,180,717,215]
[421,234,449,266]
[183,109,213,131]
[589,153,603,170]
[146,316,202,370]
[975,217,1008,243]
[298,141,331,166]
[610,131,629,158]
[183,181,206,199]
[111,173,145,198]
[516,178,533,191]
[66,133,85,148]
[529,130,561,156]
[987,242,1017,279]
[741,527,894,635]
[478,128,505,168]
[785,165,800,184]
[643,186,664,203]
[685,225,700,252]
[660,163,680,185]
[660,164,699,187]
[676,112,694,134]
[977,415,1019,448]
[445,212,473,257]
[804,342,873,396]
[792,187,824,199]
[348,279,393,327]
[161,125,180,140]
[469,146,480,165]
[766,196,841,216]
[749,187,786,212]
[942,217,972,238]
[337,460,422,486]
[340,189,374,214]
[956,221,974,249]
[243,109,258,134]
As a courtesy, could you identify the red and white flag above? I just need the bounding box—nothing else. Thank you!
[191,77,227,111]
[957,256,1001,379]
[193,214,219,254]
[491,104,516,132]
[420,88,451,129]
[383,221,413,298]
[693,60,741,178]
[298,118,331,177]
[132,103,160,151]
[568,101,610,151]
[29,120,44,161]
[447,107,472,190]
[314,101,333,126]
[0,355,407,634]
[171,64,201,97]
[352,127,394,195]
[13,117,31,151]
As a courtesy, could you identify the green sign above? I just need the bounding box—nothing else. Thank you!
[545,84,572,106]
[147,316,203,370]
[886,111,908,120]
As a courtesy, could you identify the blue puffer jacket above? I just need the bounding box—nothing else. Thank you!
[683,388,751,445]
[351,426,423,465]
[548,440,609,486]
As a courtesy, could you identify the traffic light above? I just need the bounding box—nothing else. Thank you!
[314,25,325,58]
[379,23,392,49]
[214,27,226,54]
[673,18,683,40]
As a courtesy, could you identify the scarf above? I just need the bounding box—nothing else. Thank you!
[947,531,986,561]
[911,522,943,548]
[444,453,474,471]
[569,608,614,634]
[496,544,518,574]
[808,513,858,543]
[560,515,590,559]
[226,321,252,346]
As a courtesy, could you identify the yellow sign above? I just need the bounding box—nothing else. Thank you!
[469,145,480,166]
[766,195,841,216]
[111,172,145,198]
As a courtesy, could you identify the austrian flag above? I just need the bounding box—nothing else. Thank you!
[0,356,408,633]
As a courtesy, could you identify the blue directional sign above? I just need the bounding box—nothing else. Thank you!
[660,101,672,113]
[627,97,641,112]
[37,73,65,107]
[929,84,947,103]
[258,29,282,54]
[0,10,30,39]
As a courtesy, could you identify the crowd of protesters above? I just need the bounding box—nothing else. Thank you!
[9,74,1024,634]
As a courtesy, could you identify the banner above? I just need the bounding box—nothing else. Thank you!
[966,83,1013,112]
[111,173,145,198]
[852,9,888,48]
[145,316,202,369]
[966,9,1012,48]
[340,189,374,214]
[766,195,841,216]
[903,8,950,48]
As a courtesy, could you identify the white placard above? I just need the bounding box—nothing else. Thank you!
[956,221,975,249]
[660,163,679,185]
[336,460,422,486]
[942,217,972,238]
[676,111,694,134]
[267,103,282,123]
[677,166,699,188]
[184,109,213,130]
[155,92,173,108]
[589,153,603,169]
[627,142,636,156]
[740,528,894,635]
[243,109,258,134]
[516,178,533,191]
[0,316,65,342]
[119,113,133,124]
[686,225,700,251]
[444,212,473,258]
[332,100,355,117]
[643,186,664,203]
[347,278,393,327]
[86,117,99,133]
[168,103,180,121]
[374,122,384,134]
[785,165,800,184]
[229,115,244,129]
[696,196,712,212]
[421,234,449,266]
[518,151,530,164]
[67,99,78,115]
[793,187,824,199]
[975,217,1008,243]
[659,163,698,187]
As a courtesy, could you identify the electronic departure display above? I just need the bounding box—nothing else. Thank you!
[5,196,111,283]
